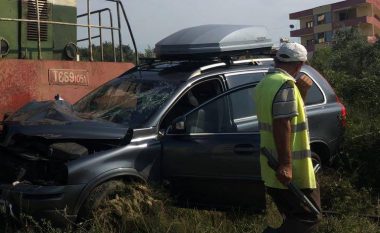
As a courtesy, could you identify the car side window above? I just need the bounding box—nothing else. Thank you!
[303,73,325,106]
[230,87,258,132]
[161,78,223,130]
[185,94,231,134]
[225,72,265,88]
[185,85,258,134]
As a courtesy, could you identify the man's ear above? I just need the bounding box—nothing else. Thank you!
[293,62,304,76]
[297,61,304,71]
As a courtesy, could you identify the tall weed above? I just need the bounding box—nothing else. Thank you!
[2,179,378,233]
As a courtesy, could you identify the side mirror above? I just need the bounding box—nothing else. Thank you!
[169,116,186,134]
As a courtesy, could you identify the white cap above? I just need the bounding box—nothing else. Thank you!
[276,42,307,62]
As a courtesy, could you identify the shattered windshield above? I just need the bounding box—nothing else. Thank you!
[73,75,179,128]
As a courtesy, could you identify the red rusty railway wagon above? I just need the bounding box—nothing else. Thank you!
[0,0,137,119]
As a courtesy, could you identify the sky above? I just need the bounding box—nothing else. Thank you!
[78,0,340,52]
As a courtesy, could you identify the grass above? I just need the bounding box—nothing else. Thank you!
[1,174,379,233]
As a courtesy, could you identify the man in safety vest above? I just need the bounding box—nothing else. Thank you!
[255,42,322,233]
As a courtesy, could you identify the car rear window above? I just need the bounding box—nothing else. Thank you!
[304,74,325,105]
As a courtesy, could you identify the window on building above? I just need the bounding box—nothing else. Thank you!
[325,12,332,23]
[317,32,325,43]
[306,39,314,47]
[338,8,356,21]
[317,14,326,25]
[325,31,333,42]
[306,21,314,28]
[339,12,348,21]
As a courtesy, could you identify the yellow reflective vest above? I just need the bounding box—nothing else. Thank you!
[254,69,316,189]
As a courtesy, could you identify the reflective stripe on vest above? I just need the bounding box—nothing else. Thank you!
[258,122,308,133]
[254,70,317,189]
[264,148,312,160]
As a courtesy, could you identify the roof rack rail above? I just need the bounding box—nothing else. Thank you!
[189,58,273,79]
[139,57,161,65]
[189,62,226,78]
[233,58,273,65]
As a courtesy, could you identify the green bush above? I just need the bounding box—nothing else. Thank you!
[340,130,380,189]
[311,28,380,190]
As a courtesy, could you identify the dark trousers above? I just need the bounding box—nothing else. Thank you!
[266,183,322,233]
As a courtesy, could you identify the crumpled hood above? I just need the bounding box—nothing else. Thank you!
[2,100,131,144]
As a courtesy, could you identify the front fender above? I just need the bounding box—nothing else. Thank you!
[67,140,161,185]
[66,139,161,217]
[72,167,145,215]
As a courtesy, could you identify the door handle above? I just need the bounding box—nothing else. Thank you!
[234,144,256,155]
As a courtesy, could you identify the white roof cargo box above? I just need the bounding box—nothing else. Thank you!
[155,24,273,60]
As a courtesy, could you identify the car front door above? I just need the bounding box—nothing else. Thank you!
[161,83,265,210]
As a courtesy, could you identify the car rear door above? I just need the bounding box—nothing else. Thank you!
[161,83,265,210]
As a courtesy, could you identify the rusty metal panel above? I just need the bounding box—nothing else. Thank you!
[0,59,134,119]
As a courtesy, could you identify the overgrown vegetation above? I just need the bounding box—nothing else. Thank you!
[1,180,379,233]
[311,28,380,190]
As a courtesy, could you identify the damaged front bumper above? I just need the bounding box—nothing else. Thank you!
[0,182,85,225]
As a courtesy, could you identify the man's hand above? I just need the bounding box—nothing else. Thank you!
[296,74,313,100]
[276,163,292,185]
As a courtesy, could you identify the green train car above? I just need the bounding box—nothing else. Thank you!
[0,0,77,60]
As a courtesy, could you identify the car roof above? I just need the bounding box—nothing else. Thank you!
[122,58,274,83]
[123,61,214,82]
[120,60,332,99]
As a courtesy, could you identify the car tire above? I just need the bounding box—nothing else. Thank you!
[77,180,127,222]
[311,152,322,175]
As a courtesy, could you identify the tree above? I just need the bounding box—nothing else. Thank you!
[143,45,155,58]
[78,42,136,63]
[311,28,380,116]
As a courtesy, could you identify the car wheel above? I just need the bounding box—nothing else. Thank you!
[77,180,127,222]
[311,152,322,175]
